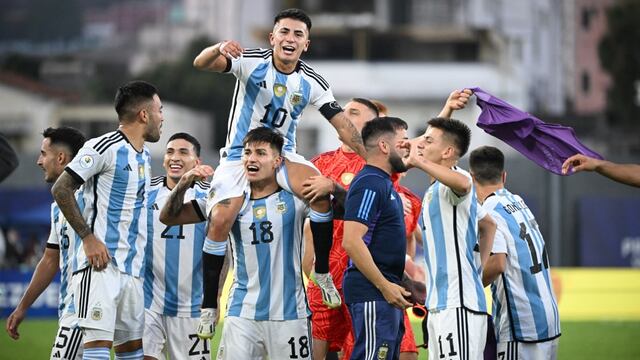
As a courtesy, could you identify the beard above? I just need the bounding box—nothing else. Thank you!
[389,150,408,174]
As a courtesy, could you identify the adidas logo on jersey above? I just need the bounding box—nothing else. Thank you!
[256,80,267,89]
[390,194,396,200]
[151,203,159,210]
[52,351,61,358]
[123,164,133,171]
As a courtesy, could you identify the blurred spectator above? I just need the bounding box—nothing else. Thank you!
[4,228,24,268]
[0,133,19,182]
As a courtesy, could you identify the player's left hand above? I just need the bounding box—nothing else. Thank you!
[445,88,473,111]
[400,139,425,169]
[301,175,334,203]
[182,164,215,184]
[561,154,600,175]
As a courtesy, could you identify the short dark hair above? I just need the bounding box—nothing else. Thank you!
[469,146,505,185]
[114,80,159,121]
[168,132,201,157]
[351,98,379,117]
[243,127,284,155]
[42,126,86,158]
[361,117,408,148]
[427,117,471,157]
[274,8,312,31]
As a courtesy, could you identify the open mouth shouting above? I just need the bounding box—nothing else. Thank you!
[282,45,296,56]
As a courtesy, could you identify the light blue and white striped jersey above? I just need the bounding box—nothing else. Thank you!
[144,176,209,317]
[226,189,310,320]
[420,167,489,313]
[46,201,82,317]
[222,48,336,160]
[483,188,561,342]
[65,130,152,277]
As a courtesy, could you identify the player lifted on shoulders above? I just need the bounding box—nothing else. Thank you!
[193,8,366,338]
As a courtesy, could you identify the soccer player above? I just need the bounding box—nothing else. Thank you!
[164,127,312,359]
[469,146,561,359]
[562,153,640,188]
[342,117,413,360]
[193,8,366,334]
[51,80,163,360]
[302,92,471,360]
[405,117,497,360]
[5,127,86,360]
[143,133,211,360]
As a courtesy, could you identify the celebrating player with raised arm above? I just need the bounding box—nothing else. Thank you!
[143,132,212,360]
[192,8,365,337]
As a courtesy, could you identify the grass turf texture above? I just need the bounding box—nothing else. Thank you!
[2,319,639,359]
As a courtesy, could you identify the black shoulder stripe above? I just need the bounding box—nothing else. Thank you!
[300,62,330,88]
[244,48,271,55]
[94,133,124,155]
[46,243,60,250]
[150,176,164,186]
[243,53,271,59]
[93,132,120,152]
[191,199,206,222]
[300,64,329,91]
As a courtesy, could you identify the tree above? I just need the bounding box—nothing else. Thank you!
[599,0,640,128]
[137,37,236,148]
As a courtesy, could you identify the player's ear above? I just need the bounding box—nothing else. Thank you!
[269,32,276,47]
[302,39,310,52]
[502,171,507,184]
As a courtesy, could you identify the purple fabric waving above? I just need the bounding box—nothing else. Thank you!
[471,87,603,175]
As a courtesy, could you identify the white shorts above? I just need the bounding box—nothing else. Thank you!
[143,310,212,360]
[427,307,488,360]
[72,263,144,344]
[497,338,559,360]
[217,316,311,360]
[50,311,83,360]
[206,151,316,215]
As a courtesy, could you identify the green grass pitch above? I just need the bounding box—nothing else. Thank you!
[2,319,639,359]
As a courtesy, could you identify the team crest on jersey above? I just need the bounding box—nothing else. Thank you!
[290,91,303,105]
[341,172,355,185]
[80,155,94,169]
[91,305,102,321]
[253,206,267,219]
[377,343,389,359]
[426,190,433,203]
[276,201,287,214]
[273,83,287,97]
[138,164,145,180]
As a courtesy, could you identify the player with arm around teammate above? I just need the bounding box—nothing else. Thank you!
[403,117,496,360]
[143,132,213,360]
[192,8,367,335]
[5,127,86,360]
[470,146,561,360]
[163,127,313,359]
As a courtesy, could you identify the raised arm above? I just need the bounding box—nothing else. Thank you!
[5,248,59,340]
[437,89,473,119]
[562,154,640,188]
[160,165,214,225]
[193,41,243,73]
[328,112,367,158]
[52,172,110,270]
[404,141,471,195]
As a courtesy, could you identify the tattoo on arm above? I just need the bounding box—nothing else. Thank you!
[51,172,91,239]
[164,182,189,218]
[217,198,232,207]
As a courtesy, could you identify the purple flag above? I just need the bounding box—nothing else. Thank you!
[471,87,603,175]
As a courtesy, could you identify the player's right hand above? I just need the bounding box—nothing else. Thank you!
[380,281,412,310]
[219,40,244,59]
[82,234,110,271]
[5,308,26,340]
[445,88,473,111]
[400,139,425,169]
[561,154,600,174]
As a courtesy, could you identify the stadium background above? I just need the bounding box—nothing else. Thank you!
[1,0,639,358]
